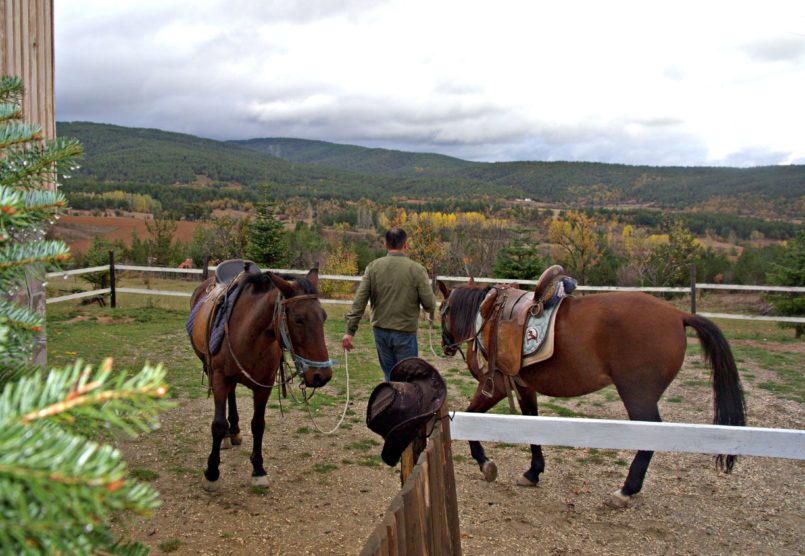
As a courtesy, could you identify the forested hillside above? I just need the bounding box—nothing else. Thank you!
[58,122,805,218]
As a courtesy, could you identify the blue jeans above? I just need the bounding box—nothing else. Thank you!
[372,328,419,381]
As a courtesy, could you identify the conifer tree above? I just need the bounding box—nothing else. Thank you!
[491,228,545,280]
[0,75,170,554]
[245,183,288,266]
[765,231,805,338]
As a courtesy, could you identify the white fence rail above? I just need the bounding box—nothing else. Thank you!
[450,413,805,460]
[44,264,805,322]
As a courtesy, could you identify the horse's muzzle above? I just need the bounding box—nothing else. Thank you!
[308,369,332,388]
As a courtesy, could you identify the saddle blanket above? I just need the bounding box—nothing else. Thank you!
[186,281,247,355]
[475,293,564,367]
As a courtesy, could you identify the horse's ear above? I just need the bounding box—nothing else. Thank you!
[306,265,319,288]
[268,272,296,298]
[437,280,451,299]
[468,276,476,286]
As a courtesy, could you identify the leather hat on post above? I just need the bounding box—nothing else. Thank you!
[366,357,447,466]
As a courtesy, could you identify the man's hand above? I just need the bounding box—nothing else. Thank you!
[341,334,354,351]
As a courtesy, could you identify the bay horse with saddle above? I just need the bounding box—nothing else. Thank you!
[188,259,334,490]
[438,265,746,506]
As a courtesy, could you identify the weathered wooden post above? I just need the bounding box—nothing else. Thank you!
[690,263,697,314]
[109,250,116,309]
[202,255,210,281]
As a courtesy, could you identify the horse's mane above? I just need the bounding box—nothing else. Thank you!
[243,272,319,295]
[448,285,491,341]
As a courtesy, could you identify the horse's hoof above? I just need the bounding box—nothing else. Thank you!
[220,436,232,450]
[482,461,497,482]
[516,474,538,487]
[202,476,220,492]
[251,475,269,487]
[230,433,243,446]
[607,489,631,508]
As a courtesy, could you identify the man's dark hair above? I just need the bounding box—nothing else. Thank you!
[385,227,407,250]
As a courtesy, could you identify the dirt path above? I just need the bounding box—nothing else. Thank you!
[118,350,804,555]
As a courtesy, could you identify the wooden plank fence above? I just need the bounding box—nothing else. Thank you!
[360,403,462,556]
[45,262,805,323]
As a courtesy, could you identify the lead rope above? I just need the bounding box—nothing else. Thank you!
[428,319,449,360]
[301,348,351,435]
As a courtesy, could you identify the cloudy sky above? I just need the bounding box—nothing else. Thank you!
[55,0,805,166]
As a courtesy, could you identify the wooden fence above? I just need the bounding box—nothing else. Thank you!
[360,403,462,556]
[45,259,805,324]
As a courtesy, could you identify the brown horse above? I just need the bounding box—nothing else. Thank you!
[438,280,746,506]
[189,268,333,490]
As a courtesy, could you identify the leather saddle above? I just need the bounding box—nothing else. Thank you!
[475,265,570,376]
[189,259,262,363]
[215,259,261,284]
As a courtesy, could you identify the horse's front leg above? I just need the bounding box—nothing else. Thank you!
[466,375,506,482]
[249,387,272,487]
[221,387,242,449]
[515,388,545,487]
[203,379,232,491]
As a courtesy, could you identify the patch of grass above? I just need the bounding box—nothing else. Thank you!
[684,379,710,388]
[313,463,338,474]
[452,454,466,463]
[341,458,354,465]
[614,459,629,467]
[345,438,380,451]
[295,426,310,435]
[250,486,269,495]
[299,451,312,459]
[169,466,195,476]
[541,402,582,418]
[733,345,804,403]
[130,468,159,482]
[358,455,381,468]
[666,395,683,403]
[158,539,182,553]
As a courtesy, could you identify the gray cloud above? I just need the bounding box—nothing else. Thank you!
[54,2,805,168]
[742,36,805,63]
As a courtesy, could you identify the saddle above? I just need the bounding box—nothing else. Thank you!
[215,259,261,284]
[188,259,262,361]
[472,265,575,377]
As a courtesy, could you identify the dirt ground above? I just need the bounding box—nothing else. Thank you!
[117,344,804,555]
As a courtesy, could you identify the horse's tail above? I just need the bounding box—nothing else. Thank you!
[683,314,746,472]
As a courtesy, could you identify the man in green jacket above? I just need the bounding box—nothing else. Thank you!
[342,227,436,381]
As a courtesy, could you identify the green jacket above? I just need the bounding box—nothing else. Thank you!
[345,252,436,335]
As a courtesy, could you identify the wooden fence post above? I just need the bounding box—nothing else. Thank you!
[400,423,427,487]
[202,255,210,281]
[690,263,697,314]
[109,250,116,309]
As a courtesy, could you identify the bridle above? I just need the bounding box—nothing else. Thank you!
[274,292,336,380]
[226,290,335,390]
[439,298,467,359]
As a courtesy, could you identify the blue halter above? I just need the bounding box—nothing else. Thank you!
[275,293,336,378]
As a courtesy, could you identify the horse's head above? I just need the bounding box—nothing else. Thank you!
[269,268,333,388]
[437,279,492,357]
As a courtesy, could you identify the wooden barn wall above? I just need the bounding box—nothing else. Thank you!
[0,0,55,366]
[0,0,55,139]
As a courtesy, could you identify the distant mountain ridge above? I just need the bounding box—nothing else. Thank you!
[232,137,475,178]
[57,122,805,216]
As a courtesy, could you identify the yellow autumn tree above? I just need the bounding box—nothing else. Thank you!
[547,211,602,284]
[320,239,359,298]
[406,213,447,274]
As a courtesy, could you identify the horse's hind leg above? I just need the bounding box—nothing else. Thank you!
[222,387,242,448]
[515,389,545,487]
[249,387,271,487]
[611,395,662,507]
[466,378,506,482]
[203,381,232,491]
